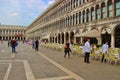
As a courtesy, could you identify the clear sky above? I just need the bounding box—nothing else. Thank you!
[0,0,56,26]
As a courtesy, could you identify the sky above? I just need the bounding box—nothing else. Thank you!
[0,0,56,26]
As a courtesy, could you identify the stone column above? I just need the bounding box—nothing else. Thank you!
[81,37,83,44]
[97,37,102,45]
[60,33,62,44]
[68,32,70,43]
[105,1,108,17]
[74,36,76,44]
[112,0,115,16]
[64,32,66,44]
[111,33,115,48]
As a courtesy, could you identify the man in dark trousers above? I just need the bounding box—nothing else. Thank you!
[35,40,39,51]
[64,40,71,59]
[84,38,91,63]
[10,38,17,53]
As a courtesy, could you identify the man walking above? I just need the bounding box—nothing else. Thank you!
[101,41,109,63]
[35,40,39,51]
[84,38,91,63]
[10,38,17,53]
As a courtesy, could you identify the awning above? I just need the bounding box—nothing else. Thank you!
[15,34,23,37]
[75,30,100,37]
[41,34,50,39]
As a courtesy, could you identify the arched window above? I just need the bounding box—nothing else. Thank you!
[76,13,78,24]
[79,0,81,5]
[76,0,78,7]
[79,12,81,24]
[96,5,100,20]
[101,2,106,19]
[73,0,76,8]
[108,0,113,17]
[115,0,120,16]
[91,7,95,21]
[83,11,86,23]
[81,12,83,23]
[83,0,85,3]
[86,9,90,22]
[73,14,75,25]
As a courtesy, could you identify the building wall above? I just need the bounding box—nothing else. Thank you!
[0,25,26,41]
[26,0,120,48]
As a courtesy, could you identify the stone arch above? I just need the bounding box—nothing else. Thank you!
[70,31,74,44]
[58,33,61,44]
[82,28,88,33]
[65,32,69,42]
[114,24,120,48]
[101,27,112,46]
[61,32,64,44]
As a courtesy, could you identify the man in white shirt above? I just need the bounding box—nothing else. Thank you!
[101,41,109,62]
[84,38,91,63]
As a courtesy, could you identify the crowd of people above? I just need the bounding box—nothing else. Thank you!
[2,37,118,65]
[63,38,111,64]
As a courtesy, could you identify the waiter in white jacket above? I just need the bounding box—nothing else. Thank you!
[84,38,91,63]
[101,41,109,62]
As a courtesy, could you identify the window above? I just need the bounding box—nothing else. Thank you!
[108,0,113,17]
[86,9,90,22]
[115,0,120,16]
[96,5,100,20]
[79,12,81,24]
[83,11,86,23]
[76,0,78,7]
[76,13,78,24]
[73,0,76,8]
[101,2,106,19]
[79,0,81,5]
[81,13,83,23]
[73,14,75,25]
[91,7,95,21]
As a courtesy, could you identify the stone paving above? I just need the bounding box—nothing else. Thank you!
[0,41,120,80]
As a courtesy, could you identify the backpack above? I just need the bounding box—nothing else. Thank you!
[64,45,68,49]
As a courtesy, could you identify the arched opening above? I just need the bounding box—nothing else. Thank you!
[55,34,57,43]
[79,12,81,24]
[58,33,60,44]
[70,31,74,44]
[75,30,81,44]
[61,33,64,44]
[115,25,120,48]
[50,34,52,43]
[65,32,69,42]
[0,36,2,40]
[101,28,111,47]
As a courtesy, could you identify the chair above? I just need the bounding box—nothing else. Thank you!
[110,54,120,65]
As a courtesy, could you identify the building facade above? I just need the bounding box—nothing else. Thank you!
[0,25,26,41]
[26,0,120,48]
